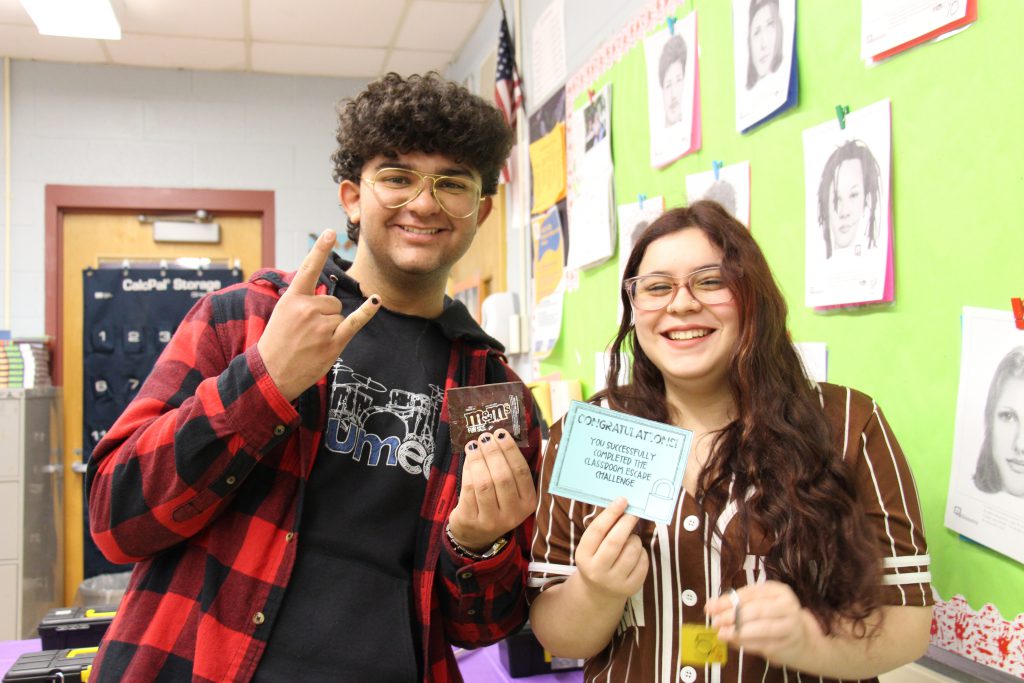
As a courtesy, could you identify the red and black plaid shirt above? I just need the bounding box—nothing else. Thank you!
[86,267,541,682]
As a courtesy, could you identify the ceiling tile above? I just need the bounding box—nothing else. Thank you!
[250,0,405,48]
[117,0,245,40]
[384,49,452,77]
[0,0,492,79]
[395,0,484,51]
[106,34,247,71]
[0,24,107,62]
[250,42,387,78]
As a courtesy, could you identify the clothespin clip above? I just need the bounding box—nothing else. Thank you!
[159,258,168,277]
[638,194,647,210]
[667,16,678,35]
[712,160,723,180]
[121,258,131,276]
[1012,297,1024,330]
[587,88,595,103]
[835,104,850,130]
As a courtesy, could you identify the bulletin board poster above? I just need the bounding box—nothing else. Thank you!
[732,0,798,133]
[566,84,616,271]
[945,307,1024,566]
[685,161,751,227]
[643,13,701,168]
[533,206,566,303]
[531,207,567,360]
[802,99,893,309]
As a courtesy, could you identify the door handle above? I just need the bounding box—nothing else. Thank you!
[71,461,88,474]
[41,464,62,474]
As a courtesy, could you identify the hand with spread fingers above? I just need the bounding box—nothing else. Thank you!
[574,497,649,600]
[706,580,821,663]
[448,429,537,553]
[256,229,382,402]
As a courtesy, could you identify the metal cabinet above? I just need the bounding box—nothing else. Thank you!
[0,388,63,639]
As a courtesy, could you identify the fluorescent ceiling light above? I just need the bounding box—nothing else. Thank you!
[19,0,122,40]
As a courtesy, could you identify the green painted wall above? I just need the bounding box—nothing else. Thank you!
[540,0,1023,618]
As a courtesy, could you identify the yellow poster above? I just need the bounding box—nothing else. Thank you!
[529,122,567,214]
[530,206,566,360]
[532,206,564,303]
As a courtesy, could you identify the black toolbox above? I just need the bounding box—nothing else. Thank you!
[2,647,97,682]
[498,621,584,677]
[37,606,116,650]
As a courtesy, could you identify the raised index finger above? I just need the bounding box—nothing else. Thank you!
[289,229,336,296]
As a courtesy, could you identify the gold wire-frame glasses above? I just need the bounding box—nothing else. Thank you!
[361,167,483,219]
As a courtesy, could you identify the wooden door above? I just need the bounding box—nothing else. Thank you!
[59,212,263,602]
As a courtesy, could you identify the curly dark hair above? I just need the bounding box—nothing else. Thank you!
[331,72,514,242]
[600,201,881,636]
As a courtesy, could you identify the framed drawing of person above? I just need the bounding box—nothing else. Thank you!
[644,13,700,168]
[685,161,752,227]
[732,0,797,132]
[946,307,1024,565]
[802,99,892,308]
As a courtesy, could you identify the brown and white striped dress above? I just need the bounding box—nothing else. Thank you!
[528,382,933,683]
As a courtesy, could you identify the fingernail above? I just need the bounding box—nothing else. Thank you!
[370,295,380,305]
[480,435,492,444]
[496,430,507,440]
[322,230,334,242]
[466,442,478,451]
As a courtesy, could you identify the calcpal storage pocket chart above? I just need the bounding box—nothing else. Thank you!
[548,401,692,524]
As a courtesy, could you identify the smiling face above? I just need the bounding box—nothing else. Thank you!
[661,61,686,127]
[631,228,740,395]
[749,3,780,79]
[340,150,490,297]
[828,158,866,250]
[992,377,1024,496]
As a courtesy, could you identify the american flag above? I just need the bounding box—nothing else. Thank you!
[495,10,522,183]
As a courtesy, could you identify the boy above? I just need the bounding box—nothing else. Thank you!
[87,72,540,682]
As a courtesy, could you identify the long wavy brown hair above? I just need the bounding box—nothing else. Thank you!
[601,201,880,634]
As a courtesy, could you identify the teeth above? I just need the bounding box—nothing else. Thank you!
[667,329,710,341]
[400,226,440,235]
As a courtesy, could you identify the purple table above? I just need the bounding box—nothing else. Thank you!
[457,644,583,682]
[1,639,41,678]
[2,639,583,682]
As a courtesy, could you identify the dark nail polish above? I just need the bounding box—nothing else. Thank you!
[480,435,492,444]
[466,442,478,451]
[370,296,380,305]
[496,431,507,440]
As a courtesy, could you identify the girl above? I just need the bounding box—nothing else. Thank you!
[528,202,932,682]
